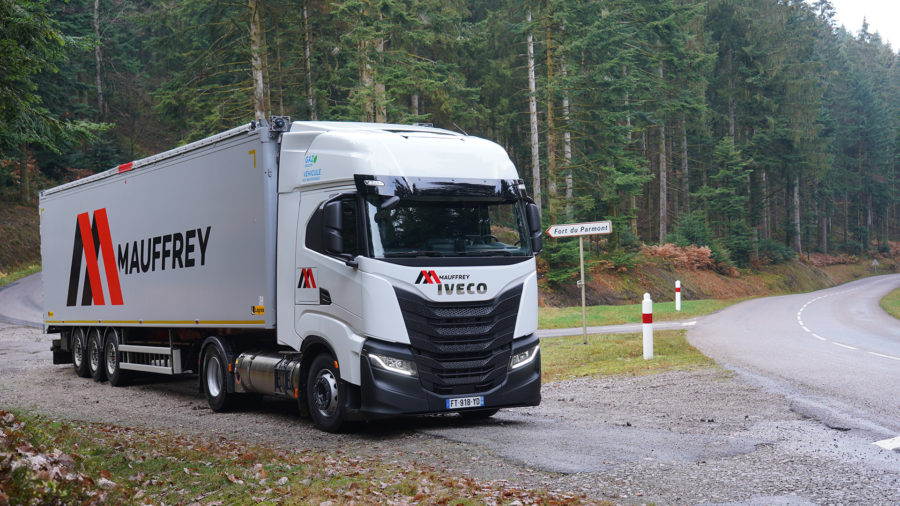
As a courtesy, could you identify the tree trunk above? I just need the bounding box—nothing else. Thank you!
[374,39,386,123]
[274,19,284,115]
[681,114,689,213]
[411,94,419,116]
[761,169,769,240]
[625,66,636,236]
[526,9,541,212]
[657,59,667,244]
[820,198,827,254]
[727,50,735,140]
[792,176,802,254]
[561,61,573,220]
[249,0,268,121]
[658,120,667,244]
[866,192,873,248]
[545,6,557,222]
[360,40,374,122]
[93,0,104,117]
[20,144,29,204]
[302,1,317,120]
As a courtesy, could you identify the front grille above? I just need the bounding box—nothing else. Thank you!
[395,286,522,395]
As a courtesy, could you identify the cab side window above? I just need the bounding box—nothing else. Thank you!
[341,197,360,256]
[305,194,363,257]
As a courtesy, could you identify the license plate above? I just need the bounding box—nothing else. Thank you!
[446,396,484,410]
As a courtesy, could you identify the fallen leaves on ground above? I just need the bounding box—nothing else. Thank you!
[0,410,599,505]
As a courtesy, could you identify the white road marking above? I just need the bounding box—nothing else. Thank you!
[868,351,900,361]
[801,326,810,333]
[681,321,697,327]
[873,436,900,450]
[812,333,826,341]
[833,342,857,350]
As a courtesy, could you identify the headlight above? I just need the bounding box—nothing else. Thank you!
[368,353,418,377]
[510,344,539,370]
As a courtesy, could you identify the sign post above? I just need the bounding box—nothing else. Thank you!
[546,221,613,344]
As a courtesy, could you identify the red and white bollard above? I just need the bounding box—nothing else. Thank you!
[642,292,653,360]
[675,280,682,311]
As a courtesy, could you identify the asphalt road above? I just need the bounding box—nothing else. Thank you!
[0,271,42,328]
[689,273,900,437]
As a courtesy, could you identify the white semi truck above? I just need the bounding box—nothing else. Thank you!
[39,119,543,431]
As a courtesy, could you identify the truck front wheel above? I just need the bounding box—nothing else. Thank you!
[71,328,90,378]
[306,354,345,433]
[87,328,106,382]
[202,347,234,412]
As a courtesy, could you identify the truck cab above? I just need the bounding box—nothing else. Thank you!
[274,122,543,430]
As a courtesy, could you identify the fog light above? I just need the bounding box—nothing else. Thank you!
[510,344,539,370]
[368,353,418,377]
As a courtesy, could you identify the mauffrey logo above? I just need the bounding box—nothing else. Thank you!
[67,208,124,307]
[298,268,317,289]
[414,270,441,284]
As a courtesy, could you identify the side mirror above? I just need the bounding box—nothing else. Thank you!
[323,200,343,255]
[525,202,543,255]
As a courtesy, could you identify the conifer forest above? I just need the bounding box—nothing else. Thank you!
[2,0,898,269]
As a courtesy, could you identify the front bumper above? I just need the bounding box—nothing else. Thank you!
[354,333,541,418]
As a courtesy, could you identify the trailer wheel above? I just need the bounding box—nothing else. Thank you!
[87,328,106,382]
[306,354,345,433]
[202,347,235,412]
[71,328,90,378]
[104,329,130,387]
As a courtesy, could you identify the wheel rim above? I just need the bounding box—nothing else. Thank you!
[105,339,117,377]
[313,368,339,418]
[72,333,84,367]
[89,335,100,372]
[206,355,223,398]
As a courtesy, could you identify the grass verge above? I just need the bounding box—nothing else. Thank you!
[541,330,715,383]
[880,288,900,320]
[0,263,40,289]
[539,298,738,329]
[0,410,588,505]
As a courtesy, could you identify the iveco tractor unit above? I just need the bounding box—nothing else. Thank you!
[40,119,543,431]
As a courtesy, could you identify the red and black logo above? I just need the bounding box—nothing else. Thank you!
[414,270,441,284]
[298,268,317,289]
[67,208,123,306]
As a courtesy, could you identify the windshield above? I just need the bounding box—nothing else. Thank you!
[366,198,533,258]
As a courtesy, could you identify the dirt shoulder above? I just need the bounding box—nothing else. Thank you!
[0,203,40,275]
[2,323,897,504]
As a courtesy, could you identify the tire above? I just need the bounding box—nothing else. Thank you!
[306,353,345,433]
[459,408,500,420]
[87,328,106,382]
[202,346,235,412]
[71,328,90,378]
[104,329,130,387]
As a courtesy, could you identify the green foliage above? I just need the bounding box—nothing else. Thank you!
[542,239,581,285]
[669,210,713,248]
[0,0,101,157]
[757,239,795,264]
[0,0,896,252]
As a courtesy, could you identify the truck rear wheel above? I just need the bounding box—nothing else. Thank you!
[104,329,130,387]
[202,346,235,412]
[87,328,105,381]
[306,354,345,433]
[71,328,90,378]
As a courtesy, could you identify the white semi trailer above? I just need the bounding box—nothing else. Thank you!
[39,119,543,432]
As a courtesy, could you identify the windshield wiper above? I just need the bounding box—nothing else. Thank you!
[384,250,445,257]
[473,249,513,256]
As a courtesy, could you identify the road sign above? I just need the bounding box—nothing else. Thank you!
[545,221,612,238]
[544,220,613,344]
